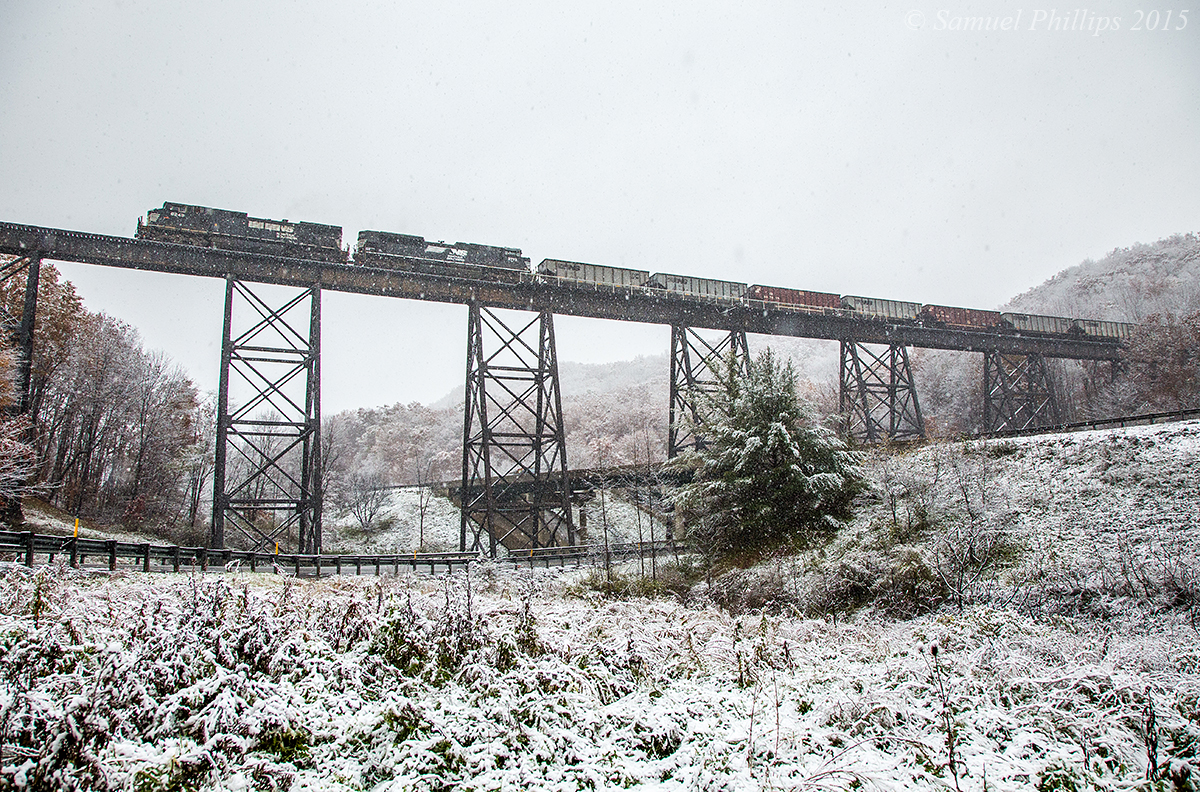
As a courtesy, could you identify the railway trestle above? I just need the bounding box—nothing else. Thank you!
[0,219,1129,557]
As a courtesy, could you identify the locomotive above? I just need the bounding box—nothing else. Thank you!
[136,202,1135,342]
[137,202,347,263]
[355,230,530,284]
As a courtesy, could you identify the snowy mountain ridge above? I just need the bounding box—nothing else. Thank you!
[1005,232,1200,320]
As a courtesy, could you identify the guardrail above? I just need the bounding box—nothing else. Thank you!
[981,406,1200,440]
[0,530,683,576]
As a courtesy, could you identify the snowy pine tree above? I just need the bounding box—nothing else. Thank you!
[670,348,863,561]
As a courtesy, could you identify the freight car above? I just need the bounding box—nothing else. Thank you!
[537,259,650,287]
[748,285,841,312]
[354,230,530,283]
[1074,318,1136,341]
[137,202,347,262]
[647,273,748,300]
[841,295,922,322]
[999,312,1077,336]
[918,304,1002,330]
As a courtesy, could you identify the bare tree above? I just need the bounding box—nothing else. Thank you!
[182,395,216,532]
[346,469,390,531]
[412,453,444,552]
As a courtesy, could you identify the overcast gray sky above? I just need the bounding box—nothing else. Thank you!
[2,1,1197,412]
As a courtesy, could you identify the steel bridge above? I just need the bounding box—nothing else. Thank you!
[0,220,1124,556]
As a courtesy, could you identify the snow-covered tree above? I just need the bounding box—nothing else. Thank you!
[670,348,863,562]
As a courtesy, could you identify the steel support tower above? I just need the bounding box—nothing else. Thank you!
[982,351,1060,432]
[460,303,574,555]
[668,326,750,458]
[839,341,926,443]
[212,278,322,553]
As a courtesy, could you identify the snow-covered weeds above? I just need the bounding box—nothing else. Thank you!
[3,564,1200,791]
[3,420,1200,790]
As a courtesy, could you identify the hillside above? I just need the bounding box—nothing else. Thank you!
[916,232,1200,432]
[1005,232,1200,321]
[6,419,1200,790]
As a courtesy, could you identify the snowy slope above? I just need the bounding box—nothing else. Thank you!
[4,420,1200,791]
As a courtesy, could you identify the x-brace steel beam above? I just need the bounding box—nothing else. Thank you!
[982,351,1060,432]
[212,277,322,553]
[839,341,925,443]
[460,303,573,556]
[668,326,749,458]
[0,255,41,415]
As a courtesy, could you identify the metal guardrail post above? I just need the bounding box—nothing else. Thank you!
[69,537,78,568]
[293,555,300,576]
[315,556,321,577]
[23,532,33,566]
[107,540,116,571]
[173,546,181,573]
[199,547,208,572]
[142,543,150,573]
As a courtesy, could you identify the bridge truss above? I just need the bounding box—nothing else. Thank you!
[839,341,926,443]
[982,351,1061,433]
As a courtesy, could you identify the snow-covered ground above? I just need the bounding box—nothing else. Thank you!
[3,420,1200,791]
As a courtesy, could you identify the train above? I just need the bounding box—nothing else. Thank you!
[136,202,1136,342]
[137,202,347,263]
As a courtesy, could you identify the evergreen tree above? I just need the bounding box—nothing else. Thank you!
[670,348,863,561]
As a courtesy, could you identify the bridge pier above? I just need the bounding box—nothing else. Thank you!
[982,351,1060,432]
[839,341,925,443]
[459,303,573,555]
[668,326,749,458]
[211,277,322,553]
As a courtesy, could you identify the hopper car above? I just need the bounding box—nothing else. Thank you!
[1073,318,1135,341]
[748,285,841,312]
[999,312,1077,336]
[137,202,347,263]
[538,259,650,287]
[647,272,748,300]
[841,295,922,322]
[918,304,1003,330]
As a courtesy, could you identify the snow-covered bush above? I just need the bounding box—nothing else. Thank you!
[670,349,864,563]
